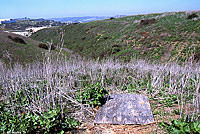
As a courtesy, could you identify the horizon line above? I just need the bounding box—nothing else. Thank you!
[1,9,200,20]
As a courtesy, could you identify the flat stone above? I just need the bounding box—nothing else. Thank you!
[94,94,154,125]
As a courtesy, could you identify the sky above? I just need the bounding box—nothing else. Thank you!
[0,0,200,19]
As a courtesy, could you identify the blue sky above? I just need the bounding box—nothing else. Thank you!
[0,0,199,19]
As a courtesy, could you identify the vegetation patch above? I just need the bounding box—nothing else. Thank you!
[76,82,109,108]
[0,102,80,133]
[2,10,200,133]
[160,118,200,134]
[1,58,200,133]
[31,11,200,62]
[137,18,156,27]
[38,43,56,50]
[0,31,45,65]
[187,13,199,19]
[8,35,26,44]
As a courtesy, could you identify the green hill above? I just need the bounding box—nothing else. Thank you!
[0,31,45,64]
[31,11,200,62]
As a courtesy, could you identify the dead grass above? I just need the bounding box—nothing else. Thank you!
[1,57,200,133]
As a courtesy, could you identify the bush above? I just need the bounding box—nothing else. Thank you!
[160,118,200,134]
[112,48,121,54]
[0,83,80,134]
[0,102,80,134]
[38,43,56,50]
[7,35,12,39]
[38,43,48,50]
[72,22,79,25]
[76,82,109,107]
[187,13,198,19]
[81,37,86,40]
[12,37,26,44]
[137,18,156,27]
[8,35,26,44]
[110,17,115,20]
[112,44,121,48]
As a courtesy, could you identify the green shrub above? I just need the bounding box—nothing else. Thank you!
[158,94,178,107]
[187,13,198,19]
[110,17,115,20]
[0,103,80,134]
[38,43,56,50]
[0,80,80,134]
[8,35,27,44]
[160,118,200,134]
[76,82,109,107]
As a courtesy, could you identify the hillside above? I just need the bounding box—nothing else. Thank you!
[0,31,46,64]
[31,11,200,62]
[1,11,200,133]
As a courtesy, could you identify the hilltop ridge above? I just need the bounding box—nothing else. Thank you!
[0,31,45,64]
[32,11,199,62]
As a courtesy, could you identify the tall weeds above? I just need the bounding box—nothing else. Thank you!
[0,57,199,122]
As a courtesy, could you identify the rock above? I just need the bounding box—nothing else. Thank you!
[94,94,154,125]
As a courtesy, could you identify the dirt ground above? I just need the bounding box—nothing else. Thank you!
[83,123,160,134]
[66,121,164,134]
[66,103,181,134]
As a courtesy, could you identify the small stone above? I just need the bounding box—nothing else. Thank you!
[94,94,154,125]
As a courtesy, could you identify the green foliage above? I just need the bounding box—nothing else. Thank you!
[31,11,200,63]
[160,118,200,134]
[187,13,198,19]
[158,94,178,107]
[0,80,80,134]
[0,32,45,65]
[7,80,49,112]
[121,77,153,94]
[38,43,56,50]
[0,102,80,134]
[77,82,109,107]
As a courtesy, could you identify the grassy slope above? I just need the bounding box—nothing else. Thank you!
[0,31,45,64]
[31,11,200,62]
